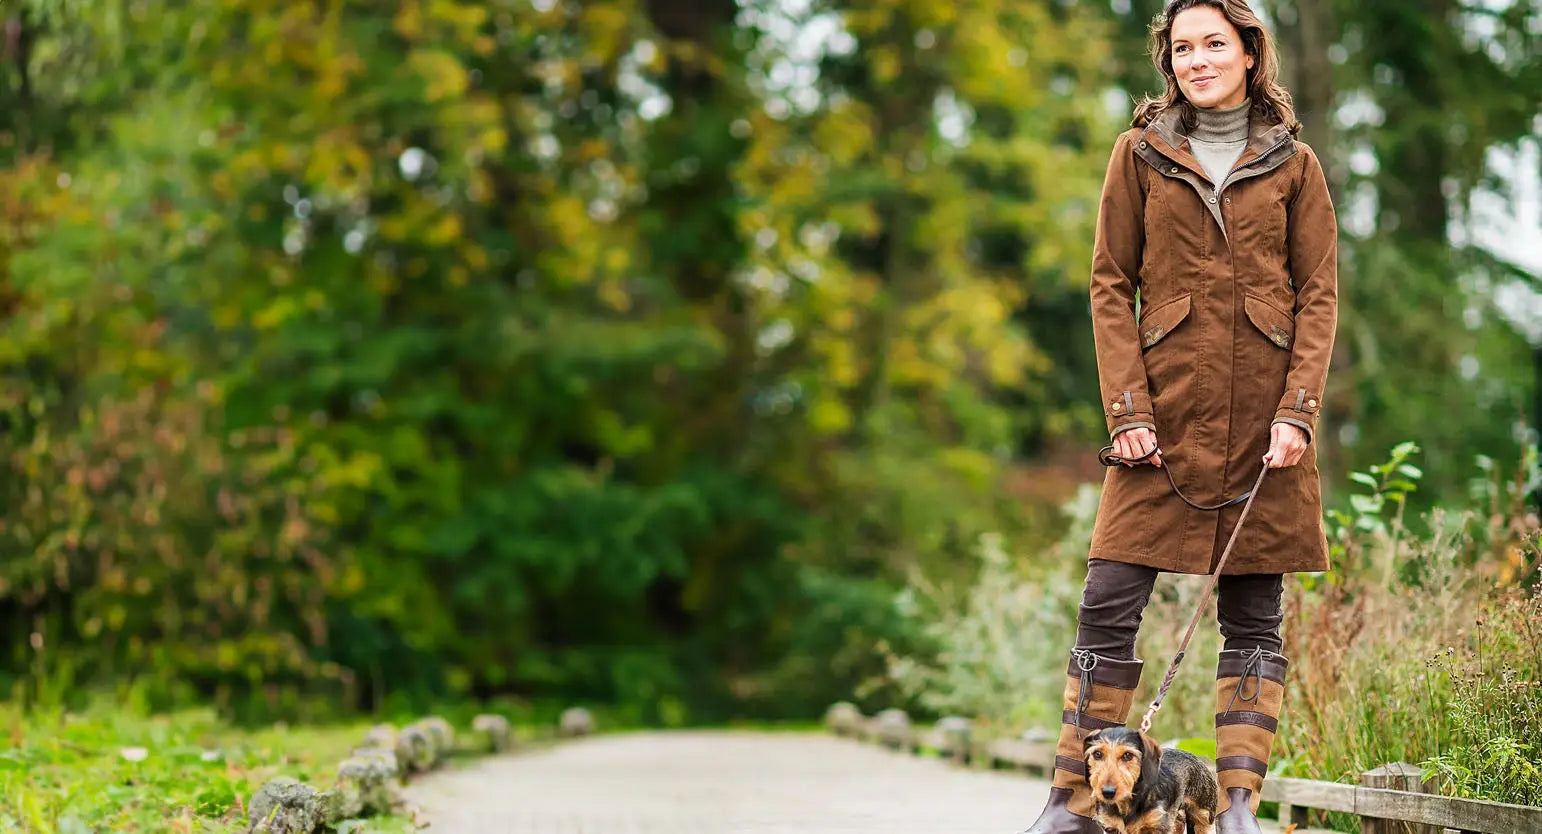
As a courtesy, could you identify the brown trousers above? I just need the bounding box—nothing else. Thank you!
[1075,558,1284,660]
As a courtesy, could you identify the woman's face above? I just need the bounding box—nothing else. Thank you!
[1169,6,1254,110]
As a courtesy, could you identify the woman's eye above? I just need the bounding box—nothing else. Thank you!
[1211,40,1226,48]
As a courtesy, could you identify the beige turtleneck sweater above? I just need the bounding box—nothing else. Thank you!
[1189,97,1250,188]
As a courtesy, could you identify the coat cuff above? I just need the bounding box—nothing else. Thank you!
[1273,386,1321,444]
[1104,390,1154,436]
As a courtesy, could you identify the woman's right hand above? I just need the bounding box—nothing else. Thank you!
[1113,426,1163,467]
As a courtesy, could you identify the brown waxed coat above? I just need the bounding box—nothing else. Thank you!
[1087,106,1338,576]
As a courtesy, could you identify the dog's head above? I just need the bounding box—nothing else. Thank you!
[1082,726,1162,806]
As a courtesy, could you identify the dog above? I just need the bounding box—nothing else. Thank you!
[1082,726,1218,834]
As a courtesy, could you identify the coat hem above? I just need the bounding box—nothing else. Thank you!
[1087,546,1330,576]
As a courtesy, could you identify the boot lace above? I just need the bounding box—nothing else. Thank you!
[1222,645,1267,714]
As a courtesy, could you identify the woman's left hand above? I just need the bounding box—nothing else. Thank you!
[1264,422,1309,468]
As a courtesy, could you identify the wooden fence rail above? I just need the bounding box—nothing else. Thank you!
[824,703,1542,834]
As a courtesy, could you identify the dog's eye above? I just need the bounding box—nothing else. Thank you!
[1122,751,1135,761]
[1091,750,1103,760]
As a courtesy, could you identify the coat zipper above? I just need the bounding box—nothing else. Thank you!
[1201,134,1296,242]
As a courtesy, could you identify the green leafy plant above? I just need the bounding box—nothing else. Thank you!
[1325,440,1423,587]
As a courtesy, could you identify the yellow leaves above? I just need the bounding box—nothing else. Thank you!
[544,194,592,250]
[378,199,464,251]
[578,4,634,63]
[479,126,509,154]
[827,307,856,334]
[812,104,876,167]
[252,296,298,331]
[394,1,424,41]
[312,52,361,102]
[320,450,386,490]
[890,338,948,388]
[213,304,244,330]
[843,7,895,38]
[575,138,612,163]
[251,292,327,329]
[304,131,374,199]
[597,279,630,313]
[398,0,490,58]
[462,245,488,271]
[409,49,471,103]
[809,396,852,435]
[937,446,993,488]
[423,213,462,246]
[868,45,903,84]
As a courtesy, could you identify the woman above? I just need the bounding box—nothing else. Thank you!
[1017,2,1337,833]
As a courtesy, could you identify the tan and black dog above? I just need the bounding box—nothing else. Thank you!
[1082,726,1218,834]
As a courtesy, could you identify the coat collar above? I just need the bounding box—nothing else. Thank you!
[1140,105,1295,187]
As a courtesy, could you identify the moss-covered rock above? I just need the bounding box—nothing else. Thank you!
[418,716,455,760]
[471,714,512,752]
[824,702,863,737]
[874,708,914,752]
[247,777,323,833]
[361,723,396,751]
[559,707,594,737]
[335,749,399,816]
[394,725,435,774]
[314,787,361,825]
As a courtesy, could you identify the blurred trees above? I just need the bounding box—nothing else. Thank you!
[0,0,1534,720]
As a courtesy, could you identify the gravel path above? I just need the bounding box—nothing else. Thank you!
[405,730,1047,833]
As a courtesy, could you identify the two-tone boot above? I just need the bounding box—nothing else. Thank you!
[1214,646,1290,834]
[1015,647,1144,834]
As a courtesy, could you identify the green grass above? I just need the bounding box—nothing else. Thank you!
[0,702,418,833]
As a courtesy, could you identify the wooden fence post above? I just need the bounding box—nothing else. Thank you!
[1360,762,1440,834]
[1276,798,1310,830]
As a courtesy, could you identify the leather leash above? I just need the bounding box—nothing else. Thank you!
[1097,442,1256,510]
[1096,442,1272,734]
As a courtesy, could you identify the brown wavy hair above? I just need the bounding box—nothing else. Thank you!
[1131,0,1301,136]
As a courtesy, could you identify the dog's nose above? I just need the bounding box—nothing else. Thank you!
[1101,785,1116,799]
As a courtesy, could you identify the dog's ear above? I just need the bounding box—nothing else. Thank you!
[1138,731,1162,786]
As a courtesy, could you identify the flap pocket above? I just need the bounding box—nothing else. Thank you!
[1137,293,1191,351]
[1244,293,1295,349]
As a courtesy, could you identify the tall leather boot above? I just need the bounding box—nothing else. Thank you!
[1015,648,1144,834]
[1214,646,1289,834]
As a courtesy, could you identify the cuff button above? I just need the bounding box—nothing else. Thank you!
[1111,402,1123,413]
[1307,398,1317,408]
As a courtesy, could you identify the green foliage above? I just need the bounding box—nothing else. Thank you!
[0,0,1096,720]
[882,528,1084,731]
[1324,440,1422,588]
[1422,586,1542,808]
[0,0,1534,731]
[0,700,417,833]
